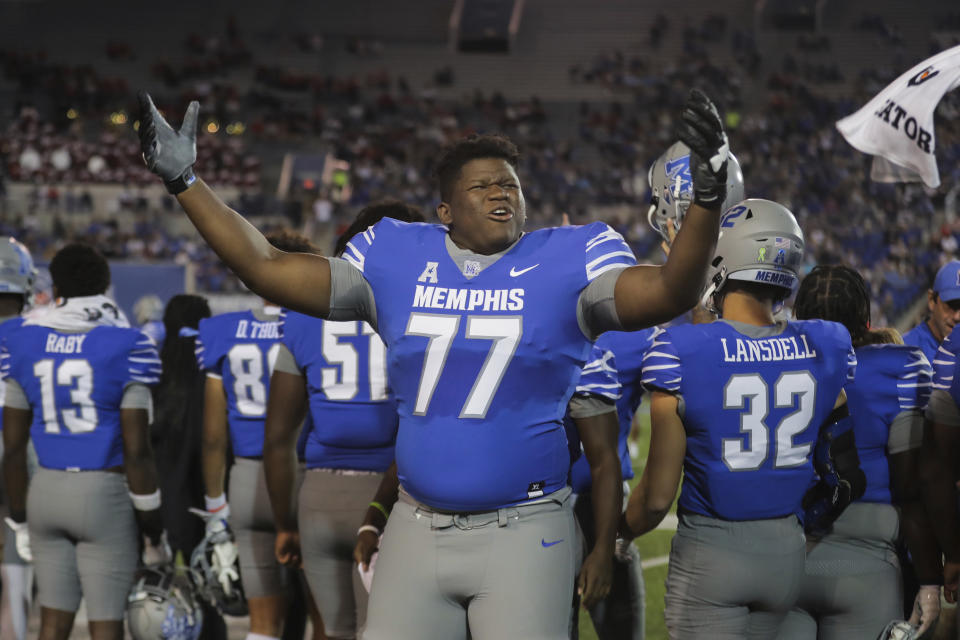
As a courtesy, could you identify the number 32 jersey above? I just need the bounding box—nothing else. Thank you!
[343,219,636,511]
[196,310,282,458]
[642,319,856,520]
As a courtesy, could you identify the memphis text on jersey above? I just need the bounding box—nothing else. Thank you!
[721,335,817,363]
[412,285,525,313]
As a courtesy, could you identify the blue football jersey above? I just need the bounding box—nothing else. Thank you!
[595,327,658,480]
[280,310,396,471]
[846,344,931,504]
[0,316,25,432]
[195,311,282,458]
[642,319,856,521]
[903,321,939,367]
[343,219,637,510]
[932,325,960,407]
[0,325,160,470]
[567,344,621,494]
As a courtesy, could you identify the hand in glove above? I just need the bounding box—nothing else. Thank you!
[907,584,940,635]
[675,89,730,209]
[189,507,240,596]
[4,517,31,563]
[137,91,199,194]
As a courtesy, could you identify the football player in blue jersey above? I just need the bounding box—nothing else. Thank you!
[139,87,730,639]
[195,229,321,640]
[903,260,960,365]
[1,244,169,640]
[263,200,425,640]
[622,199,866,639]
[775,265,941,639]
[0,237,36,640]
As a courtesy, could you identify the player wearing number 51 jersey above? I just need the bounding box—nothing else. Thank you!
[623,200,863,639]
[194,230,320,640]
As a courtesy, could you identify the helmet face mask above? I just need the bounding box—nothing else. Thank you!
[127,565,204,640]
[189,527,247,616]
[647,141,745,243]
[701,198,805,315]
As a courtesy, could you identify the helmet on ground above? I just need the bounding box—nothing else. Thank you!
[127,565,203,640]
[0,237,36,306]
[701,198,805,313]
[647,141,745,242]
[189,525,247,616]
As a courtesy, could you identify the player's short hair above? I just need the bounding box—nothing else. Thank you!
[718,280,791,308]
[265,229,318,255]
[334,199,426,257]
[433,134,521,201]
[49,243,110,298]
[793,265,872,347]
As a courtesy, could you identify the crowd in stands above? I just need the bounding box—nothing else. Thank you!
[1,10,959,327]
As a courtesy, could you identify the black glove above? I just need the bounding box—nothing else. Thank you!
[675,89,729,209]
[137,91,199,195]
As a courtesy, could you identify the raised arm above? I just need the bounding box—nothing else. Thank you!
[138,92,331,317]
[615,90,728,329]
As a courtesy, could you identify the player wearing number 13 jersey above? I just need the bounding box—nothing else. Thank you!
[194,230,320,639]
[623,199,863,640]
[139,88,732,640]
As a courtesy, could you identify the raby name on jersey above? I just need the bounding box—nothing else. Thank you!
[44,333,87,354]
[720,335,818,363]
[234,319,280,339]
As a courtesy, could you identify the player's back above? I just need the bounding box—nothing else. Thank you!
[845,344,931,504]
[1,323,160,470]
[196,309,281,457]
[281,309,397,471]
[643,318,854,520]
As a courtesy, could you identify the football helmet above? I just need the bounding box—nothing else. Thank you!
[189,514,247,616]
[647,141,745,242]
[127,565,203,640]
[0,237,36,307]
[701,198,804,313]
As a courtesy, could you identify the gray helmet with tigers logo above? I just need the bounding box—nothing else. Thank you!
[127,565,204,640]
[0,237,36,306]
[647,141,745,242]
[701,198,804,313]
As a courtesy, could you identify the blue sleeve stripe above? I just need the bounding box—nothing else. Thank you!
[585,227,629,252]
[585,251,636,272]
[642,363,682,371]
[342,243,366,272]
[642,350,680,361]
[641,376,681,390]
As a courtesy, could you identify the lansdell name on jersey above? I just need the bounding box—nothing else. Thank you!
[412,285,525,312]
[45,334,87,354]
[235,320,280,339]
[720,335,818,363]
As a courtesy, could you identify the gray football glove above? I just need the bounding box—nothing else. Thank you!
[137,91,199,194]
[675,89,730,210]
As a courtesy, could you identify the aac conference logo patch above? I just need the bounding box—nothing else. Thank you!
[907,65,939,87]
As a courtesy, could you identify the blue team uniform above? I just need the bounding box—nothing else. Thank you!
[642,319,856,520]
[0,316,25,432]
[0,324,161,469]
[342,219,636,511]
[903,321,939,367]
[846,345,932,504]
[195,310,282,458]
[280,310,396,471]
[566,343,621,494]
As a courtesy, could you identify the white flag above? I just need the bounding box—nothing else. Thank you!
[836,44,960,189]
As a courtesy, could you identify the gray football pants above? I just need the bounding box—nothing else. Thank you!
[27,468,138,620]
[664,512,806,640]
[776,503,902,640]
[299,469,383,639]
[362,487,581,640]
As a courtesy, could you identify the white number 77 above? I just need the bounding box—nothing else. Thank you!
[405,313,523,419]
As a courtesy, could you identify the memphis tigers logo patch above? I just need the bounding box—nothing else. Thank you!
[663,155,692,204]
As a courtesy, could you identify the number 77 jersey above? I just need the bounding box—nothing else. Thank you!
[642,319,856,520]
[343,219,636,511]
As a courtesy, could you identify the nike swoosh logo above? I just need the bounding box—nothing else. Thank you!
[541,538,563,547]
[510,264,540,277]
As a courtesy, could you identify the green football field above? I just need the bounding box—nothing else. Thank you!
[578,399,675,640]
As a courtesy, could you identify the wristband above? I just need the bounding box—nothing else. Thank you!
[357,524,381,537]
[369,501,390,520]
[129,489,162,511]
[164,167,197,195]
[205,493,228,513]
